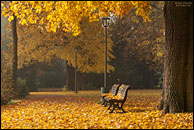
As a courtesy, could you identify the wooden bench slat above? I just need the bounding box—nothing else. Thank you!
[105,84,131,113]
[101,84,121,106]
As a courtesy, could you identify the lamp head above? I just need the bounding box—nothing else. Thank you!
[102,17,111,28]
[75,47,78,53]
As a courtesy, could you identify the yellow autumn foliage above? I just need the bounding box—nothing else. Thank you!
[1,90,193,129]
[17,16,114,73]
[1,1,152,36]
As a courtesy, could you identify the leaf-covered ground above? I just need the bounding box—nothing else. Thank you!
[1,90,193,129]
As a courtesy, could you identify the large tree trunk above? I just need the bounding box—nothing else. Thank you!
[11,14,18,97]
[66,64,84,91]
[143,70,154,89]
[158,1,193,113]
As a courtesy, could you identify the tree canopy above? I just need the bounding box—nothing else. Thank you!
[17,17,114,73]
[2,1,151,36]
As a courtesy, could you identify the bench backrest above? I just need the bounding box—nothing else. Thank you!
[110,84,121,96]
[117,84,131,101]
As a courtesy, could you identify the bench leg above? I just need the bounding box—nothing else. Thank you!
[109,103,115,113]
[107,103,112,110]
[116,103,120,108]
[104,101,109,107]
[108,101,127,113]
[121,108,127,113]
[101,96,105,105]
[120,102,127,113]
[102,100,107,106]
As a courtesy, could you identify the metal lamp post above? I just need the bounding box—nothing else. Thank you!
[102,17,110,93]
[75,47,78,93]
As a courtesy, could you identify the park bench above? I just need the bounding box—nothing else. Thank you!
[101,84,121,106]
[104,84,131,113]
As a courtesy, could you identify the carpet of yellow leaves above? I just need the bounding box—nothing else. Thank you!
[1,90,193,129]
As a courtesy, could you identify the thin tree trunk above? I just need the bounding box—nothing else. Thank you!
[158,1,193,113]
[77,71,84,90]
[66,64,84,91]
[66,64,74,90]
[11,14,18,97]
[143,70,154,89]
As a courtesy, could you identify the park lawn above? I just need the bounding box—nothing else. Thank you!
[1,89,193,129]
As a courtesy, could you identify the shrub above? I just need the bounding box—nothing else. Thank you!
[1,70,14,105]
[1,86,12,105]
[63,85,67,91]
[16,77,29,98]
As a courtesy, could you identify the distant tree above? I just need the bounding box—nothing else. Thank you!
[16,16,114,90]
[111,2,164,72]
[108,39,148,89]
[66,64,84,91]
[2,1,152,91]
[110,1,164,89]
[18,59,67,91]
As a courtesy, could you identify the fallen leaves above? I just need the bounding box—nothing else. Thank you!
[1,91,193,129]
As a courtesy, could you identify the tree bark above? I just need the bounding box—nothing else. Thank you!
[66,64,74,90]
[158,1,193,113]
[143,70,154,89]
[77,72,84,90]
[66,64,84,91]
[11,14,18,96]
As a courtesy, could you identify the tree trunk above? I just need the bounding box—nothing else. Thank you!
[158,1,193,113]
[143,70,154,89]
[77,72,84,90]
[66,64,74,90]
[60,60,66,88]
[66,64,84,91]
[11,14,18,96]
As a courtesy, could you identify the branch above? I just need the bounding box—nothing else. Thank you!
[150,3,163,14]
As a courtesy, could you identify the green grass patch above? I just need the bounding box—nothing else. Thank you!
[7,99,22,105]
